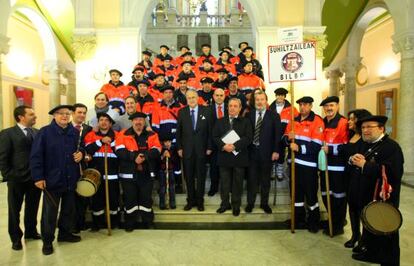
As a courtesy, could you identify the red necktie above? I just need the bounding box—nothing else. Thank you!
[75,124,81,131]
[217,105,223,119]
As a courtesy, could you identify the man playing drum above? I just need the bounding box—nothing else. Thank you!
[348,115,404,265]
[84,113,120,231]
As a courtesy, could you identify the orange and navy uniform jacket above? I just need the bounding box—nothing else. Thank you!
[269,100,299,133]
[214,60,237,76]
[115,128,161,179]
[84,129,120,179]
[237,72,266,95]
[195,67,218,87]
[157,100,183,143]
[100,81,133,115]
[152,65,176,83]
[197,90,214,106]
[148,84,164,103]
[137,60,154,76]
[323,113,349,171]
[135,94,161,130]
[196,54,217,67]
[153,53,174,68]
[173,56,196,69]
[282,111,325,168]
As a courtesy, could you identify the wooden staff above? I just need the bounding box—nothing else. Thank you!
[180,159,187,194]
[323,144,333,237]
[76,126,84,175]
[290,80,296,234]
[166,156,170,209]
[104,144,112,236]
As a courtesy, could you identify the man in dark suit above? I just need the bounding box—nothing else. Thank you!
[71,103,93,233]
[207,88,227,196]
[245,90,281,214]
[0,105,41,250]
[213,98,252,216]
[176,89,213,211]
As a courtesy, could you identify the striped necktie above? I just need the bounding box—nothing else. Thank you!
[253,111,262,145]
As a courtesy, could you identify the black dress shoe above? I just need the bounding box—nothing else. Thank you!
[183,203,192,211]
[42,243,53,255]
[352,251,377,264]
[260,204,272,214]
[216,206,230,213]
[197,205,205,211]
[232,208,240,216]
[244,204,253,213]
[12,241,22,251]
[25,232,41,240]
[57,233,81,243]
[352,243,367,254]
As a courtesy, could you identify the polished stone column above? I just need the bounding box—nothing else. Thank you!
[393,32,414,184]
[341,57,360,114]
[0,33,10,130]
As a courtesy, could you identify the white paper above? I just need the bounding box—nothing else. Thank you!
[221,130,240,156]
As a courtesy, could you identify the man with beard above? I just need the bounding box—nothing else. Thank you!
[350,115,403,265]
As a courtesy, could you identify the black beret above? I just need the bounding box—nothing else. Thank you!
[201,44,211,48]
[320,96,339,106]
[48,105,74,115]
[129,112,147,120]
[136,79,151,86]
[142,50,152,56]
[109,69,122,77]
[158,131,174,142]
[242,61,253,67]
[183,51,193,57]
[238,42,248,48]
[160,45,170,50]
[179,45,190,50]
[222,46,232,51]
[242,46,254,52]
[200,77,214,84]
[274,87,288,95]
[229,76,238,82]
[202,58,213,64]
[132,65,145,73]
[160,85,175,93]
[216,68,229,74]
[181,60,194,66]
[154,73,166,79]
[356,115,388,127]
[97,112,115,124]
[176,76,189,82]
[296,96,314,104]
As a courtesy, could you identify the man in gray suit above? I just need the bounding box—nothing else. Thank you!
[0,105,41,250]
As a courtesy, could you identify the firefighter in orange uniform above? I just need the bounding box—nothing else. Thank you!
[174,61,198,90]
[283,96,324,233]
[320,96,349,236]
[214,50,237,76]
[84,113,120,231]
[153,45,173,67]
[115,112,161,231]
[100,69,133,115]
[196,44,217,67]
[237,62,265,96]
[196,59,218,85]
[197,77,215,106]
[135,79,160,131]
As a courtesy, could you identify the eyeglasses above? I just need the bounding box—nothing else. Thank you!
[361,125,380,130]
[55,112,72,116]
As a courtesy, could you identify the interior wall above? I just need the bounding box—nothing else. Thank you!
[277,0,304,26]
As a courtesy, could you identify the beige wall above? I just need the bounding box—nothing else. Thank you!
[277,0,304,26]
[1,13,75,129]
[94,0,120,28]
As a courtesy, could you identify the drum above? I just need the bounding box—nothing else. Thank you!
[76,168,101,197]
[361,201,402,235]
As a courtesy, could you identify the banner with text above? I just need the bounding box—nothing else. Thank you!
[268,42,316,83]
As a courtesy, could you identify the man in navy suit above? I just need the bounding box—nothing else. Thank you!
[176,89,213,211]
[245,90,281,214]
[0,106,41,250]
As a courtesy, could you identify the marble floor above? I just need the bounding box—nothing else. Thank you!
[0,183,413,266]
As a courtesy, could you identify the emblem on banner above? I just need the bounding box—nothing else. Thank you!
[282,52,303,73]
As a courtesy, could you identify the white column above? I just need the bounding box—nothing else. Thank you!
[66,70,76,104]
[393,31,414,183]
[326,69,343,96]
[0,33,10,130]
[341,57,360,114]
[44,61,61,110]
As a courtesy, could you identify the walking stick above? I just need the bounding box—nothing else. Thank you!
[323,144,333,237]
[104,144,112,236]
[180,159,187,193]
[289,81,296,233]
[166,156,170,209]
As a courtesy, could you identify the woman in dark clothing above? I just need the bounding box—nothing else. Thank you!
[343,109,371,249]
